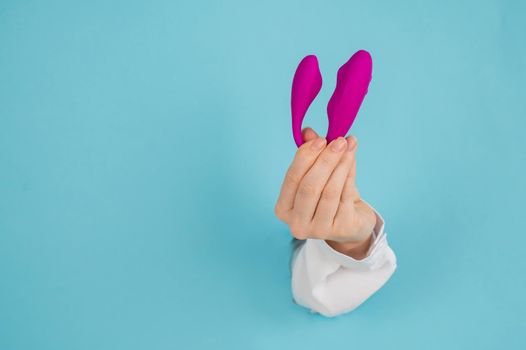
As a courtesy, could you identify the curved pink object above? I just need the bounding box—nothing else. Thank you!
[291,55,322,147]
[290,50,373,147]
[326,50,372,142]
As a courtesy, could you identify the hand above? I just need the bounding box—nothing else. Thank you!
[274,128,377,259]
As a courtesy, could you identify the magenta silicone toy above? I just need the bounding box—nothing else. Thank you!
[291,55,322,147]
[291,50,373,147]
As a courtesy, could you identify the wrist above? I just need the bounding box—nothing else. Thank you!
[326,234,373,260]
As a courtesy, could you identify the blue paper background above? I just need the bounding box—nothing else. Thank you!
[1,0,525,349]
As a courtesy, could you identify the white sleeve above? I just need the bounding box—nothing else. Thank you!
[290,207,397,317]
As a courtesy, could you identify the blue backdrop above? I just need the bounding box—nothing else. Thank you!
[1,0,525,349]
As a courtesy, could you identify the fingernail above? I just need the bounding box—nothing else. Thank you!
[330,138,346,152]
[347,136,357,151]
[311,137,326,150]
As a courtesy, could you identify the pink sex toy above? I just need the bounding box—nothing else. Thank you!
[291,50,373,147]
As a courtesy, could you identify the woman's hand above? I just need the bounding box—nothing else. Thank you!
[274,128,376,259]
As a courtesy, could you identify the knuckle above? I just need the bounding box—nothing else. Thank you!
[298,182,319,197]
[274,203,286,221]
[289,223,308,240]
[317,154,333,168]
[284,172,301,187]
[321,185,340,201]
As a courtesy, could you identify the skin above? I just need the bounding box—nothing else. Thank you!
[274,127,377,260]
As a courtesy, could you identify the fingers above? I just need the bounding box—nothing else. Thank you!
[275,137,327,221]
[302,127,318,142]
[341,136,360,204]
[341,159,360,201]
[334,136,362,229]
[345,136,358,183]
[312,137,358,231]
[292,137,348,227]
